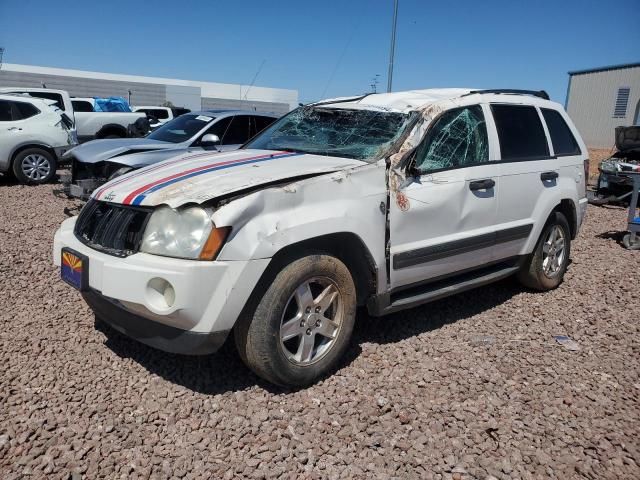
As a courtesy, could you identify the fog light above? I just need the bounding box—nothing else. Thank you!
[146,277,175,311]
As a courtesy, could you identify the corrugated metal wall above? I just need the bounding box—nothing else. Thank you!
[566,66,640,148]
[0,70,166,106]
[201,97,290,116]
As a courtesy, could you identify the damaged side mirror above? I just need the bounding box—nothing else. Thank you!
[201,134,221,148]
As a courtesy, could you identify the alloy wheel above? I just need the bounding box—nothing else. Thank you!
[542,225,566,278]
[21,154,51,181]
[279,277,344,366]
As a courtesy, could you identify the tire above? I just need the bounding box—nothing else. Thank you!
[517,211,571,291]
[12,148,57,185]
[235,254,357,387]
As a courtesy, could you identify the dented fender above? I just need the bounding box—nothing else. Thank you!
[212,162,389,291]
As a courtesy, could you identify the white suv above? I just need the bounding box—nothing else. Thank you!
[53,88,589,386]
[0,94,76,184]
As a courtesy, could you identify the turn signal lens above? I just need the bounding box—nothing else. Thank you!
[199,227,232,260]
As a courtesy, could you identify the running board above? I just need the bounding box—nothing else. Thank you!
[368,260,522,316]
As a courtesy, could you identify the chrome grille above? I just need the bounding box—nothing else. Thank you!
[74,200,151,257]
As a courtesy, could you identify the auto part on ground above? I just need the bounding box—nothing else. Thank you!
[622,172,640,250]
[588,126,640,206]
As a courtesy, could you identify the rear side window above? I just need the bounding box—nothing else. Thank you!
[541,108,581,156]
[491,105,549,160]
[27,92,65,111]
[0,100,12,121]
[72,100,94,112]
[13,101,40,120]
[210,115,252,145]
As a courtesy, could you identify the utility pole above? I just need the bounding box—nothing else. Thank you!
[0,47,4,70]
[387,0,399,93]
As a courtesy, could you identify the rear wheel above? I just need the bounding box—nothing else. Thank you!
[517,211,571,291]
[235,254,356,387]
[12,148,57,185]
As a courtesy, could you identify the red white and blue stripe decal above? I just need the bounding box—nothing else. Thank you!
[93,149,217,201]
[122,151,301,206]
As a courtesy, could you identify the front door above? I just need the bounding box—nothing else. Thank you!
[389,104,500,289]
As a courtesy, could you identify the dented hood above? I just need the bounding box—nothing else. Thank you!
[68,138,174,164]
[92,149,365,208]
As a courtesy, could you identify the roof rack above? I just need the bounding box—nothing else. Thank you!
[464,89,550,100]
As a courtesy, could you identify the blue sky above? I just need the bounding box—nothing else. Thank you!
[1,0,638,104]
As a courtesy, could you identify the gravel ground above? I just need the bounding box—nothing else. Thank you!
[1,173,639,480]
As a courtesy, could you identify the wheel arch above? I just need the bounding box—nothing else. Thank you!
[552,198,577,239]
[95,124,128,138]
[11,143,57,165]
[247,232,378,309]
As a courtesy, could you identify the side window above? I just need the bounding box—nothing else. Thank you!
[72,100,94,112]
[204,117,232,141]
[212,116,252,145]
[13,101,40,120]
[541,109,581,156]
[255,116,276,134]
[0,100,13,121]
[28,92,65,111]
[414,105,488,172]
[153,109,169,120]
[491,104,549,160]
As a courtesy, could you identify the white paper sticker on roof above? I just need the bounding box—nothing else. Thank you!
[195,115,213,122]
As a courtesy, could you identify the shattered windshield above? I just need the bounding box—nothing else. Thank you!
[147,114,214,143]
[244,106,411,161]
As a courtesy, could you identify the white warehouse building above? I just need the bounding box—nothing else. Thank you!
[0,63,298,115]
[565,62,640,148]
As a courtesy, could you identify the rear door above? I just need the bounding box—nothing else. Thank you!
[492,104,561,260]
[390,104,501,289]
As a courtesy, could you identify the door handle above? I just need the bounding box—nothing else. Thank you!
[469,179,495,191]
[540,171,559,181]
[7,127,22,131]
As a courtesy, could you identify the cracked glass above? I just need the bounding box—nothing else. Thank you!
[244,106,411,161]
[414,105,488,172]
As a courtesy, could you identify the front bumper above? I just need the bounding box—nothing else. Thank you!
[85,289,230,355]
[53,217,270,354]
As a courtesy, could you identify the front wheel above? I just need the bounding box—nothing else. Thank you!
[235,254,357,387]
[12,148,57,185]
[517,211,571,291]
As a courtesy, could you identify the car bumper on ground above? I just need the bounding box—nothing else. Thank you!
[53,217,270,355]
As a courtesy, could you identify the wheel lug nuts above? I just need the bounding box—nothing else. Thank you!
[305,307,311,313]
[306,328,312,335]
[315,306,321,313]
[300,320,305,327]
[316,320,321,327]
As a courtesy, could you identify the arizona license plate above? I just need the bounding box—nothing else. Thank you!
[61,248,88,291]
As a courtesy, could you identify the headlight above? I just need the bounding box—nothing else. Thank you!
[140,205,230,260]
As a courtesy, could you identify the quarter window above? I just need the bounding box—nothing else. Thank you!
[414,105,489,172]
[541,108,581,156]
[491,104,549,160]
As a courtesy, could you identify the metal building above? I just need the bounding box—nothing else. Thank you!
[0,63,298,115]
[565,62,640,148]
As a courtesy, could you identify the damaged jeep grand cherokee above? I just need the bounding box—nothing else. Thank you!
[54,88,589,387]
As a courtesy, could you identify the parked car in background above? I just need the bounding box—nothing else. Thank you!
[0,88,147,142]
[53,88,588,387]
[132,105,191,129]
[61,110,278,199]
[0,94,76,184]
[588,126,640,206]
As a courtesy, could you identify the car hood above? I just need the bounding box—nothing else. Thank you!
[68,138,176,163]
[92,149,366,208]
